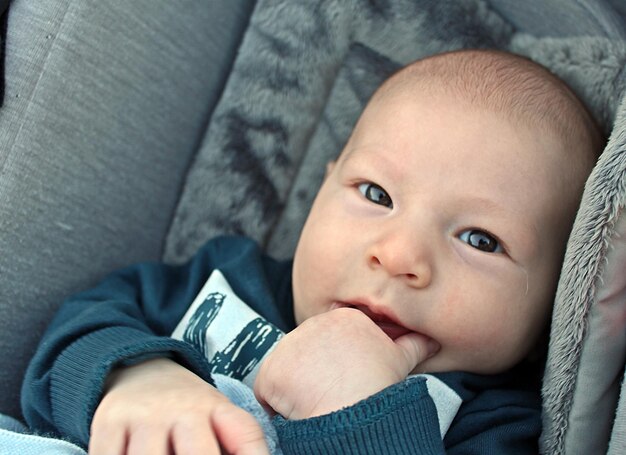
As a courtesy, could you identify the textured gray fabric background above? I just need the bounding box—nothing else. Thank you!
[0,0,254,420]
[545,94,626,455]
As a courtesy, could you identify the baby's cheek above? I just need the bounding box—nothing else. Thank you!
[444,318,502,351]
[455,282,520,336]
[437,291,499,344]
[433,302,521,373]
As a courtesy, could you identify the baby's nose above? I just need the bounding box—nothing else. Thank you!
[367,232,432,288]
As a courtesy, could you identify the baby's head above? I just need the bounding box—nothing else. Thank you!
[292,49,603,375]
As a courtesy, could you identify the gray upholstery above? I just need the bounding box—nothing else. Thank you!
[1,2,626,455]
[490,0,626,39]
[0,0,255,420]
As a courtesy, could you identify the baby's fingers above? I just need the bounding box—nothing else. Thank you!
[394,332,440,373]
[171,415,222,455]
[211,402,270,455]
[125,425,171,455]
[89,422,127,455]
[90,422,172,455]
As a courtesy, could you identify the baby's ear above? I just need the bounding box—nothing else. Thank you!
[325,161,336,178]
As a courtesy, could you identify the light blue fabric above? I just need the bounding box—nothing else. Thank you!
[0,413,86,455]
[0,380,276,455]
[214,374,282,455]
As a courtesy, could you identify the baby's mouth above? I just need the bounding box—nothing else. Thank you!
[373,321,413,340]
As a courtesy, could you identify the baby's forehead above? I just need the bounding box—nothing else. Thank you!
[381,62,569,130]
[369,51,601,181]
[349,93,587,217]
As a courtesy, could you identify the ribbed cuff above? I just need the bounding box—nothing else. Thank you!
[49,326,212,446]
[274,376,445,455]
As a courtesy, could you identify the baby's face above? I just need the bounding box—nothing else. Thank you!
[292,89,583,374]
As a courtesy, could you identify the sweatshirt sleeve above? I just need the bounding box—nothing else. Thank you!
[272,371,541,455]
[20,237,255,446]
[273,376,446,455]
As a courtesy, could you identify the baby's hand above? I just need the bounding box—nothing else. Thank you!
[254,307,439,420]
[90,358,269,455]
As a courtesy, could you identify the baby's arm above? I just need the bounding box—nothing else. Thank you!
[21,237,271,453]
[255,308,541,454]
[254,307,439,420]
[254,308,447,454]
[90,358,267,455]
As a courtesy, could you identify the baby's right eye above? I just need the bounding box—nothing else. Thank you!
[358,183,393,208]
[458,229,503,254]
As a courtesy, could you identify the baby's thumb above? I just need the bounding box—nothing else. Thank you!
[211,403,270,455]
[394,332,440,373]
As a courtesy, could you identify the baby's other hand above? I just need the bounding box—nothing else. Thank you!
[254,307,439,420]
[90,358,269,455]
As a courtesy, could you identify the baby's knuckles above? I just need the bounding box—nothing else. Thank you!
[255,308,411,419]
[301,307,391,347]
[91,358,232,454]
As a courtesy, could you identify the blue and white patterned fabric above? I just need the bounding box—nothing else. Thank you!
[172,269,284,388]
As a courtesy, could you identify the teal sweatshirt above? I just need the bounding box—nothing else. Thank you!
[22,236,541,454]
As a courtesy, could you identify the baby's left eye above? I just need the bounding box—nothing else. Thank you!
[358,183,393,208]
[458,229,503,253]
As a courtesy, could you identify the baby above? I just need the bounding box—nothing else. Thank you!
[21,49,603,454]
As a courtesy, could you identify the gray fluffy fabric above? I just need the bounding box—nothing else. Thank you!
[163,0,626,453]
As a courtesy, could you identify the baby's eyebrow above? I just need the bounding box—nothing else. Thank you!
[342,146,404,180]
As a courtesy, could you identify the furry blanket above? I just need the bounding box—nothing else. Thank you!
[163,1,626,453]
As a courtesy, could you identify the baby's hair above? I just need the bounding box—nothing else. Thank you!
[375,49,605,177]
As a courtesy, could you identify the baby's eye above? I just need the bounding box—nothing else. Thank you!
[358,183,393,208]
[458,229,503,253]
